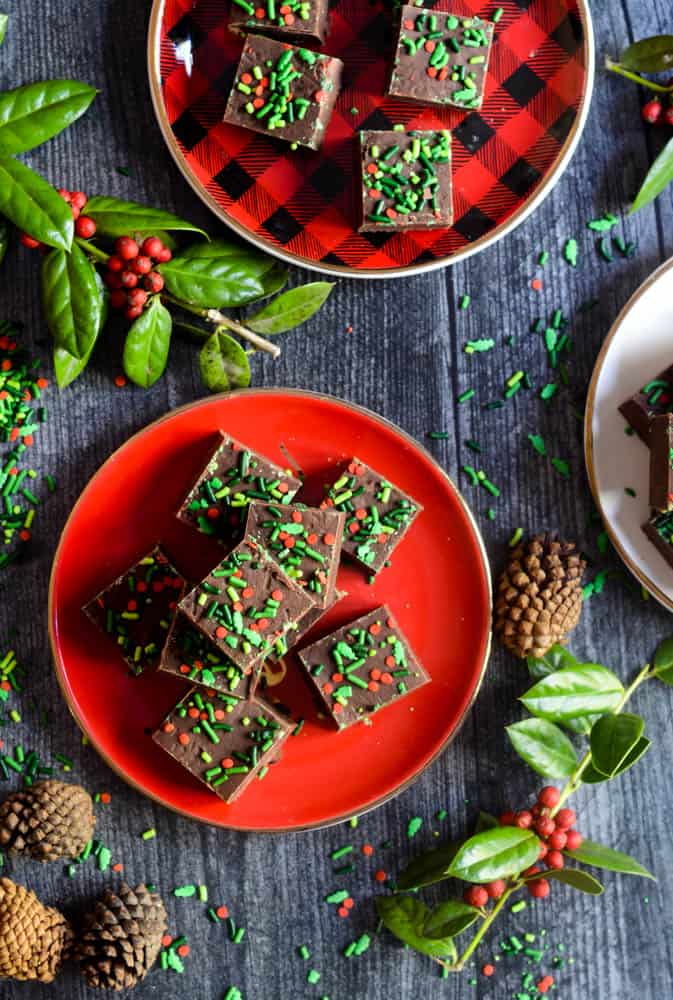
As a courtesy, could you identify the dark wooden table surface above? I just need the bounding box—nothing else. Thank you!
[1,1,672,998]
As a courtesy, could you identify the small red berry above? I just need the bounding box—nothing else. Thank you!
[125,305,143,321]
[107,255,124,272]
[156,246,172,263]
[538,842,549,860]
[499,811,515,826]
[142,236,163,258]
[535,817,556,838]
[109,290,128,310]
[528,878,550,899]
[548,830,567,851]
[642,99,663,124]
[515,811,532,829]
[546,850,564,870]
[531,803,543,818]
[115,236,140,260]
[19,233,41,249]
[104,272,123,290]
[485,879,506,899]
[128,288,148,308]
[463,886,488,908]
[70,204,81,221]
[75,216,96,239]
[664,107,673,127]
[143,271,164,294]
[538,787,560,809]
[523,865,540,878]
[565,829,583,851]
[70,191,87,210]
[57,188,71,202]
[120,270,138,289]
[555,808,576,831]
[131,255,152,275]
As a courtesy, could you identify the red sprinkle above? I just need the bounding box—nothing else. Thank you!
[216,905,229,919]
[362,844,374,856]
[482,964,495,977]
[374,870,386,882]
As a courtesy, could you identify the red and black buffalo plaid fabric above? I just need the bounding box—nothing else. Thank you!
[158,0,588,273]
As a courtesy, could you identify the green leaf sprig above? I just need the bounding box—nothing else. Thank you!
[376,635,672,974]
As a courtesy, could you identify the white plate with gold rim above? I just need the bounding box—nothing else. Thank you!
[585,256,673,612]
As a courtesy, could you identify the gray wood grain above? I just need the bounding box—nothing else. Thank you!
[1,1,672,997]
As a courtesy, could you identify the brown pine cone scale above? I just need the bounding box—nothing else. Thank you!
[494,533,586,660]
[0,779,95,861]
[0,877,72,983]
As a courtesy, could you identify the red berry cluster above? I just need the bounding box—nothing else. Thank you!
[642,96,673,126]
[20,189,96,249]
[103,236,170,321]
[462,787,583,908]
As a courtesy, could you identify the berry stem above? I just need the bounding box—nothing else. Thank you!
[161,294,281,359]
[604,57,673,94]
[445,883,520,972]
[76,238,109,263]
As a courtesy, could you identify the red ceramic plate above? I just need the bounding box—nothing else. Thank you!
[49,391,491,831]
[147,0,594,277]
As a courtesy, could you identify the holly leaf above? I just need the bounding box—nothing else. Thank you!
[520,664,624,722]
[653,636,673,686]
[563,713,602,735]
[122,297,172,388]
[158,254,267,308]
[0,80,96,156]
[621,35,673,73]
[53,271,107,389]
[540,868,604,895]
[41,242,103,360]
[396,842,459,891]
[375,896,457,961]
[527,644,579,680]
[506,718,577,778]
[245,281,334,335]
[448,827,540,884]
[565,839,655,879]
[631,137,673,214]
[0,157,73,250]
[423,900,481,939]
[583,736,651,783]
[84,196,206,238]
[589,713,644,778]
[199,330,251,393]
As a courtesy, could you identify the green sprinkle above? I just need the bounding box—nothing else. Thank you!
[551,457,570,478]
[538,250,549,266]
[459,294,471,310]
[173,885,196,898]
[511,900,527,914]
[325,890,349,904]
[298,945,311,960]
[528,433,546,456]
[407,816,423,838]
[491,6,504,22]
[508,527,523,547]
[141,828,156,841]
[563,238,578,267]
[458,388,475,404]
[330,845,353,860]
[624,486,636,497]
[427,431,449,440]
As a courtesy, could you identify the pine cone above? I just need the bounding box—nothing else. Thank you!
[76,882,167,991]
[0,877,73,983]
[0,779,95,862]
[494,533,586,659]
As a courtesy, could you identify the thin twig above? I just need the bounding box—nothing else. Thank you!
[206,309,280,359]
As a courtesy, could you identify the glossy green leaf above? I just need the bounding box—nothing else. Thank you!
[563,713,601,735]
[475,811,499,833]
[199,330,250,393]
[0,157,72,250]
[41,242,103,359]
[520,664,623,722]
[0,218,9,267]
[179,238,265,260]
[631,137,673,214]
[579,762,610,784]
[0,80,96,156]
[423,900,481,939]
[653,636,673,686]
[448,827,540,884]
[84,196,206,238]
[584,736,651,783]
[541,868,604,895]
[621,35,673,73]
[396,842,459,891]
[250,262,288,301]
[158,254,267,308]
[527,644,579,680]
[565,839,655,879]
[246,281,334,335]
[506,718,577,778]
[123,297,172,388]
[53,271,107,388]
[0,14,8,47]
[375,896,457,961]
[590,713,644,777]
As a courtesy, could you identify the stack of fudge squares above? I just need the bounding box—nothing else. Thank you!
[222,3,495,232]
[620,372,673,564]
[84,433,430,804]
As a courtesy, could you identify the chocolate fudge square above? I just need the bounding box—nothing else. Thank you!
[83,546,185,676]
[177,432,301,546]
[643,510,673,571]
[649,414,673,512]
[153,688,291,803]
[159,610,259,699]
[620,366,673,443]
[263,587,344,667]
[321,457,422,575]
[223,34,343,151]
[389,6,494,111]
[179,538,315,670]
[229,0,331,45]
[298,606,430,730]
[245,501,344,609]
[359,129,452,233]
